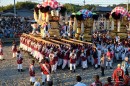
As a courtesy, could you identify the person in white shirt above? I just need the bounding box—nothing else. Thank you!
[74,76,86,86]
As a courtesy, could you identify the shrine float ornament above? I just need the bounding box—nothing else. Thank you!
[33,0,67,37]
[111,6,130,32]
[70,9,93,40]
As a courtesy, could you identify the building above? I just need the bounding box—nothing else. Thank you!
[93,6,112,14]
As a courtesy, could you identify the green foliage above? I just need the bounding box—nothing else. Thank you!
[0,1,129,13]
[0,1,37,12]
[64,3,81,13]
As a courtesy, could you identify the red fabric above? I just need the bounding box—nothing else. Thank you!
[86,49,90,56]
[91,80,102,86]
[124,75,130,86]
[17,58,23,64]
[12,46,17,52]
[112,68,124,82]
[70,58,76,63]
[42,0,59,8]
[54,56,58,61]
[50,60,55,65]
[94,58,98,64]
[29,64,35,76]
[106,52,111,57]
[40,63,51,75]
[63,53,69,60]
[114,82,124,86]
[0,49,3,55]
[111,6,128,16]
[81,56,86,61]
[104,83,114,86]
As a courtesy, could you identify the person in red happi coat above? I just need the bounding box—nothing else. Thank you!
[12,41,17,58]
[17,50,23,72]
[29,60,35,85]
[40,59,51,85]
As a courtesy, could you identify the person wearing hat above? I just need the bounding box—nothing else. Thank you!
[29,60,35,85]
[90,75,102,86]
[112,64,124,83]
[16,50,23,72]
[104,77,114,86]
[12,41,17,58]
[74,76,86,86]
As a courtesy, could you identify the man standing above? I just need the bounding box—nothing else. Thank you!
[62,23,70,38]
[121,57,130,75]
[16,50,23,72]
[40,59,51,85]
[80,49,88,70]
[0,43,3,61]
[49,50,55,73]
[74,76,86,86]
[92,47,98,69]
[69,50,76,73]
[97,47,101,67]
[42,22,50,38]
[112,64,124,83]
[106,49,112,69]
[62,48,70,70]
[29,60,35,85]
[12,41,17,58]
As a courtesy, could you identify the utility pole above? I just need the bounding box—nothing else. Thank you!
[14,0,16,17]
[127,0,129,11]
[83,0,85,6]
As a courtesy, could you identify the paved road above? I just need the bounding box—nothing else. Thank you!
[0,45,125,86]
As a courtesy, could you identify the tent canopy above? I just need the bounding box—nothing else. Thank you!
[1,12,16,16]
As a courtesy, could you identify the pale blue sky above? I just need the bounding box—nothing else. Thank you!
[0,0,129,6]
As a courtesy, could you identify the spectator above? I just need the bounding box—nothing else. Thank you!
[112,64,124,83]
[74,76,86,86]
[0,16,32,38]
[90,75,102,86]
[104,77,114,86]
[47,81,53,86]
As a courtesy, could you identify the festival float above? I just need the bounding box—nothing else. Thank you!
[111,6,129,32]
[70,9,93,40]
[20,0,92,50]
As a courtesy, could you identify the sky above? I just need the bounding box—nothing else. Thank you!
[0,0,129,6]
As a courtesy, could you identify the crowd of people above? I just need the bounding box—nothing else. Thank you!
[11,31,129,86]
[0,16,130,85]
[0,17,32,38]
